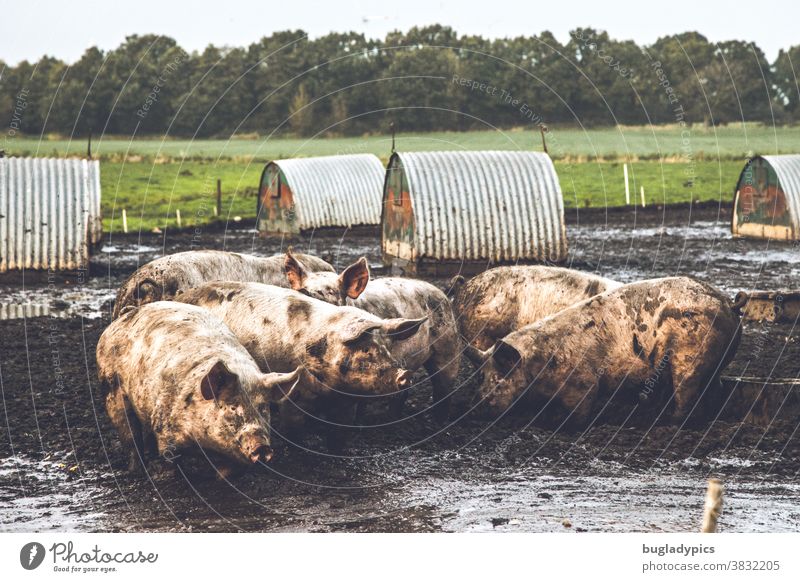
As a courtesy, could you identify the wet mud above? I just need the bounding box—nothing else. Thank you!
[2,203,800,532]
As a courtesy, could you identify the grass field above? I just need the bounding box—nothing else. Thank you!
[99,158,742,233]
[8,123,800,162]
[6,124,793,232]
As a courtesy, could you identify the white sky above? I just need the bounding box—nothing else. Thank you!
[1,0,797,65]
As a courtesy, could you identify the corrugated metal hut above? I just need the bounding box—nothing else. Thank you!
[0,157,102,272]
[732,155,800,240]
[257,153,384,235]
[381,150,567,275]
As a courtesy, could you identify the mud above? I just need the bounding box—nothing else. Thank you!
[2,204,800,532]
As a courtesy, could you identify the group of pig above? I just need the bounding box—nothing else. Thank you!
[98,249,741,477]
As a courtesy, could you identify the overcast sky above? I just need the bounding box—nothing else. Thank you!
[1,0,797,65]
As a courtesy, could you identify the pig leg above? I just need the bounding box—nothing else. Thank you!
[426,324,462,422]
[106,388,146,473]
[669,356,718,422]
[213,459,247,481]
[388,390,409,420]
[425,355,459,423]
[555,373,599,428]
[324,398,358,454]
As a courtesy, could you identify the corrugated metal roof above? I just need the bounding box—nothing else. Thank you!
[390,150,567,263]
[0,157,102,272]
[270,153,384,230]
[761,154,800,231]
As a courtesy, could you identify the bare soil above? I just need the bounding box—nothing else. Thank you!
[2,202,799,532]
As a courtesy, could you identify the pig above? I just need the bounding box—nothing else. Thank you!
[96,301,301,478]
[284,252,460,421]
[175,281,426,444]
[465,277,741,426]
[112,249,334,318]
[451,265,622,350]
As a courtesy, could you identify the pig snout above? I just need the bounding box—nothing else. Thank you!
[396,369,414,388]
[239,433,273,464]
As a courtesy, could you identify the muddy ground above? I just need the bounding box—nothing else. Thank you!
[2,202,800,532]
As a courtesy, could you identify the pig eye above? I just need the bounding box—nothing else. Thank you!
[299,289,311,297]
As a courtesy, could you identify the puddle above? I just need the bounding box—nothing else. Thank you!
[569,221,732,242]
[0,455,108,532]
[0,287,116,320]
[406,465,800,533]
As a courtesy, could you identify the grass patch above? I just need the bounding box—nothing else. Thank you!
[101,161,262,233]
[558,159,741,208]
[100,159,741,233]
[9,123,800,162]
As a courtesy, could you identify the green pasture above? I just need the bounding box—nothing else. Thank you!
[7,125,788,232]
[7,123,800,163]
[99,158,742,233]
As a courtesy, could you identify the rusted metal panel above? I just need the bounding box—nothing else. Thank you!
[732,155,800,240]
[257,154,384,234]
[720,375,800,425]
[381,150,567,271]
[258,164,296,234]
[733,290,800,323]
[0,157,102,272]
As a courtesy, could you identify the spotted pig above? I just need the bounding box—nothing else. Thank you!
[112,250,333,318]
[466,277,741,425]
[285,253,460,421]
[176,281,426,441]
[96,301,301,477]
[451,265,621,350]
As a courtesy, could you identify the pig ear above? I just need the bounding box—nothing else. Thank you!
[382,317,427,342]
[263,367,301,404]
[492,340,523,377]
[338,257,370,299]
[201,360,240,401]
[463,344,491,366]
[136,278,161,303]
[341,319,383,344]
[284,250,308,290]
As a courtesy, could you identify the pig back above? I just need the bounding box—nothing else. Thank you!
[97,301,263,421]
[113,250,333,318]
[175,281,342,373]
[454,265,620,348]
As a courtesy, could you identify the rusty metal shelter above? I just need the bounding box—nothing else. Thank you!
[381,150,567,275]
[257,153,384,235]
[732,155,800,241]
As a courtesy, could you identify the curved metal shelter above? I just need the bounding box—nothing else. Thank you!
[732,155,800,241]
[0,157,102,272]
[257,153,384,234]
[381,150,567,274]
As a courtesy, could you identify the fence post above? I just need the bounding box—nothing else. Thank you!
[701,478,723,533]
[624,163,630,205]
[216,179,222,217]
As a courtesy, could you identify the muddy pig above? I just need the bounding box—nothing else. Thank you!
[176,281,426,444]
[451,265,621,350]
[284,252,460,421]
[466,277,741,425]
[97,301,301,477]
[112,249,333,318]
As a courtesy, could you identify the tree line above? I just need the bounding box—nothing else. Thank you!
[1,25,799,139]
